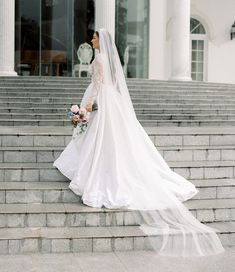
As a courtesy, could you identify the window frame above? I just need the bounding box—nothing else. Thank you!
[190,18,208,82]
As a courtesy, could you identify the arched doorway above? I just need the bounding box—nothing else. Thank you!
[190,18,207,81]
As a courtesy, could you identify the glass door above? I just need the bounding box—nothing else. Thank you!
[15,0,41,76]
[15,0,94,77]
[40,0,72,76]
[115,0,149,78]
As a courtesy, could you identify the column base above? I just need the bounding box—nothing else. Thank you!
[0,71,18,76]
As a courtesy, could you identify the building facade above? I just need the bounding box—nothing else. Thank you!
[0,0,235,83]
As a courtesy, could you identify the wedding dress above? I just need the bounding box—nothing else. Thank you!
[54,29,224,256]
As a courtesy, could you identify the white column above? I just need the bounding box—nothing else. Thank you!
[0,0,17,76]
[170,0,191,81]
[149,0,166,79]
[95,0,115,40]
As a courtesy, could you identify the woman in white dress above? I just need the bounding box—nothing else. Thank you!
[54,29,224,257]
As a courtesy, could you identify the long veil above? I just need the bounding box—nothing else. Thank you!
[99,29,136,118]
[90,29,225,257]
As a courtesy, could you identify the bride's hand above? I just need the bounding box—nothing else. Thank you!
[86,103,93,112]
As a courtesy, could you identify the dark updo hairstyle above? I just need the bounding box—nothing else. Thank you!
[95,31,99,38]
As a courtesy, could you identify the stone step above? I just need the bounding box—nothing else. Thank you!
[171,160,235,180]
[0,160,235,182]
[0,101,234,109]
[185,199,235,222]
[0,225,147,254]
[148,127,235,146]
[2,113,235,121]
[1,90,235,98]
[1,107,235,115]
[0,146,62,163]
[138,114,235,121]
[0,198,235,228]
[0,221,234,254]
[140,120,235,127]
[159,145,235,162]
[0,85,235,92]
[0,113,68,120]
[192,179,235,200]
[139,108,235,113]
[1,78,234,86]
[0,93,235,101]
[0,102,234,110]
[0,181,78,204]
[0,119,69,126]
[0,145,234,163]
[1,126,235,147]
[0,162,67,182]
[1,96,235,103]
[1,86,230,93]
[0,76,235,88]
[3,82,233,88]
[1,119,235,127]
[1,85,234,91]
[0,178,234,204]
[0,79,233,87]
[2,81,234,88]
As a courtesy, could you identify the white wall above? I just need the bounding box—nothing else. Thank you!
[149,0,235,83]
[190,0,235,83]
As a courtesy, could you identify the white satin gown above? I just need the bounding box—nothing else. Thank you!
[54,54,198,209]
[53,53,224,256]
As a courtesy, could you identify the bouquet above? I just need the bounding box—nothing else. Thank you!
[68,103,97,133]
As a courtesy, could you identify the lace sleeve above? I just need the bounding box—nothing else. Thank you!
[92,54,103,88]
[85,54,103,108]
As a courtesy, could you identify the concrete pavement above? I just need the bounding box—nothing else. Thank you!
[0,248,234,272]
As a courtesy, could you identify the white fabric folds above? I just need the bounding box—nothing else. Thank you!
[54,28,224,257]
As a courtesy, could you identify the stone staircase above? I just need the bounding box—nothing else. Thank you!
[0,77,235,126]
[0,126,234,254]
[0,77,234,254]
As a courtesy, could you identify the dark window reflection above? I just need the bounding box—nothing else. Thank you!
[115,0,149,78]
[15,0,94,77]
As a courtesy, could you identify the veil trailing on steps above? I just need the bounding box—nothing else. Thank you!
[55,28,224,256]
[99,29,224,256]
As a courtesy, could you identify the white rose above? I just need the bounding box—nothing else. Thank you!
[80,108,87,115]
[70,105,79,113]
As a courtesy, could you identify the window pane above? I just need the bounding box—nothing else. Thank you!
[115,0,149,78]
[190,18,199,32]
[198,51,204,61]
[198,40,204,50]
[191,62,197,72]
[191,73,197,80]
[190,18,206,34]
[192,40,197,50]
[198,62,203,73]
[192,51,197,61]
[197,73,203,81]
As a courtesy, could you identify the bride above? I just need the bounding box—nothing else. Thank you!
[54,28,224,256]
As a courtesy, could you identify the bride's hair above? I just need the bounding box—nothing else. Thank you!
[95,31,99,38]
